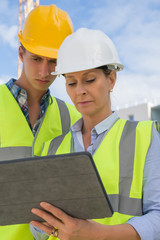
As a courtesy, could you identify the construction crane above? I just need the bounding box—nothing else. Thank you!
[18,0,39,77]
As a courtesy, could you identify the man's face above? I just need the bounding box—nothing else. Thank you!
[19,46,57,94]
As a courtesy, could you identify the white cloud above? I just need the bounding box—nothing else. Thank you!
[50,76,73,105]
[112,71,160,110]
[0,0,18,48]
[0,24,18,48]
[0,75,11,84]
[117,34,160,75]
[0,0,18,24]
[80,0,160,108]
[86,1,160,75]
[0,80,4,85]
[88,3,131,34]
[0,1,9,13]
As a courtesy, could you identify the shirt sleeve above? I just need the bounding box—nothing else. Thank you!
[29,224,49,240]
[127,129,160,240]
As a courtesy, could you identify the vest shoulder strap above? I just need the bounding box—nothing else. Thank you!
[43,98,71,156]
[47,134,66,155]
[55,98,71,135]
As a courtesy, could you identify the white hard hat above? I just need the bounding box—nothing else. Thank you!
[52,28,124,75]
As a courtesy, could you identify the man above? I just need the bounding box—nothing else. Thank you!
[0,4,80,240]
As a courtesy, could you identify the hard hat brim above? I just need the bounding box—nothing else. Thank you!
[51,63,124,76]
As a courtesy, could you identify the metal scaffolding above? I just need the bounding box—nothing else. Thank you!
[18,0,39,77]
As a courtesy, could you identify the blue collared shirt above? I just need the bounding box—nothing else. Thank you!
[71,112,119,155]
[30,112,160,240]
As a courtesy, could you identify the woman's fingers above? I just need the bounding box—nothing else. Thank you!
[31,206,63,229]
[31,202,88,239]
[40,202,72,223]
[30,220,52,236]
[31,202,73,230]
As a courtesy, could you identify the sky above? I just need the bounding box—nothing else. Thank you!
[0,0,160,110]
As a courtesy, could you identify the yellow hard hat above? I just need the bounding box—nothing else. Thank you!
[18,4,73,58]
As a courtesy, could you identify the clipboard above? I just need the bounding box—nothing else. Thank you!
[0,152,113,225]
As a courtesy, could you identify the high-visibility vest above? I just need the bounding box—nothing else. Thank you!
[42,118,156,232]
[0,84,80,240]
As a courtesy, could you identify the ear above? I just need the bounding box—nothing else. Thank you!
[19,46,24,63]
[109,71,116,90]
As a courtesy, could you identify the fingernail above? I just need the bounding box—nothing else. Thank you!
[40,202,48,207]
[31,208,37,213]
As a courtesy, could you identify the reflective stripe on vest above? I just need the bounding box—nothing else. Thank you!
[44,97,72,155]
[33,98,71,156]
[42,119,155,221]
[0,97,70,161]
[47,134,66,156]
[56,98,71,135]
[87,120,142,216]
[117,120,140,215]
[0,146,32,161]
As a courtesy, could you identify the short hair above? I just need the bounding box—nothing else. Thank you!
[20,43,26,52]
[96,65,112,78]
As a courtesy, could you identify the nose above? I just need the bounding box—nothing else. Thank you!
[76,83,87,96]
[39,60,49,77]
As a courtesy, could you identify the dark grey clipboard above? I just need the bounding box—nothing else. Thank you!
[0,152,113,225]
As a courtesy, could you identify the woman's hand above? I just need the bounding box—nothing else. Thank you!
[30,202,108,240]
[30,202,140,240]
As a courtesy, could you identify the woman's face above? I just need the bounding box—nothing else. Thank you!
[65,68,116,119]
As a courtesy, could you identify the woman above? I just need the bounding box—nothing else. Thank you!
[30,28,160,240]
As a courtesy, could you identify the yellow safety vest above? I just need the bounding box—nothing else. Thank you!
[42,118,156,240]
[0,84,80,240]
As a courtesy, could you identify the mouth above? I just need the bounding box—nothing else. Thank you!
[36,79,50,84]
[78,101,92,106]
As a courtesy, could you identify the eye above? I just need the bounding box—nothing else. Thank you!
[86,78,96,83]
[32,57,42,62]
[49,59,57,64]
[67,82,76,86]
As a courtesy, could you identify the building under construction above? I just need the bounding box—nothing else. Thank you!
[18,0,39,76]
